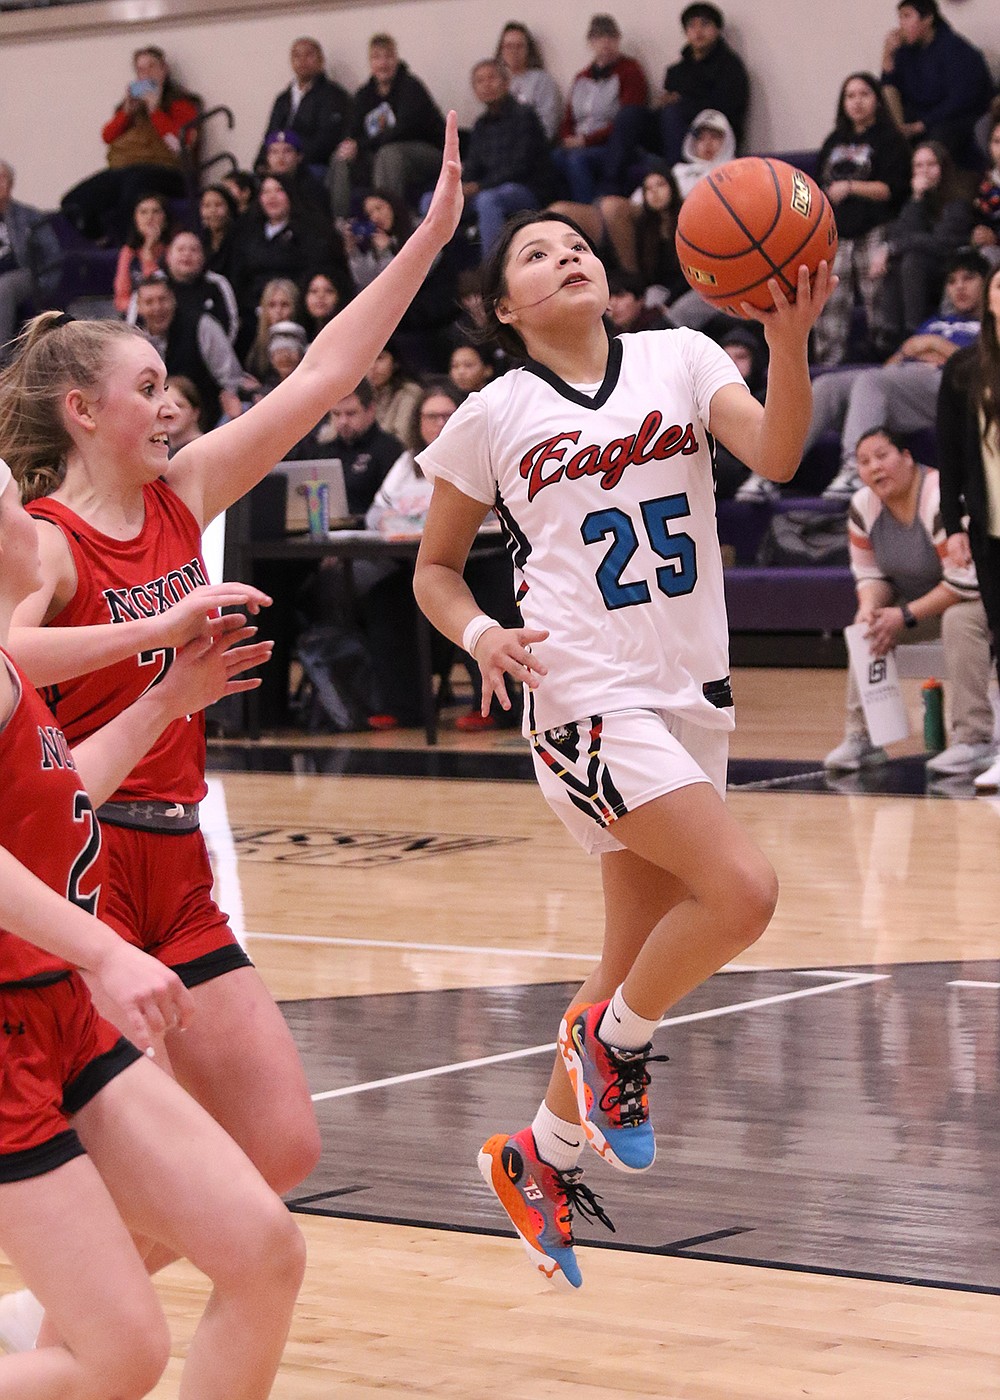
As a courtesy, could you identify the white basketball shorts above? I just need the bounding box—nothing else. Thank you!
[530,708,728,856]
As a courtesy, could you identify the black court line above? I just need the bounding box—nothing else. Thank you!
[281,961,1000,1296]
[208,743,982,798]
[282,1203,1000,1297]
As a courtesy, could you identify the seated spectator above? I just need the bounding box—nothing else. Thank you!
[804,247,987,499]
[553,14,649,206]
[495,21,562,144]
[257,318,308,395]
[971,116,1000,267]
[330,33,446,218]
[0,159,58,362]
[823,427,994,776]
[340,189,459,371]
[366,340,422,442]
[113,192,169,315]
[461,58,555,256]
[164,374,204,454]
[605,272,671,334]
[341,189,411,290]
[289,380,403,517]
[811,72,913,366]
[198,181,240,282]
[258,130,330,215]
[448,341,494,395]
[672,107,734,199]
[231,174,342,342]
[880,0,992,170]
[126,228,238,342]
[242,276,301,381]
[60,46,199,243]
[872,140,974,347]
[301,269,343,338]
[134,273,244,427]
[256,37,352,175]
[657,3,749,167]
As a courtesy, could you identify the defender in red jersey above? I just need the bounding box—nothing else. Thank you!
[0,457,305,1399]
[0,116,462,1320]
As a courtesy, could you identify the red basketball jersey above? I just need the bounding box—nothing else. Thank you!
[28,480,209,805]
[0,652,106,984]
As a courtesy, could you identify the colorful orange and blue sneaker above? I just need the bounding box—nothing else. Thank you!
[477,1127,614,1290]
[558,1000,667,1173]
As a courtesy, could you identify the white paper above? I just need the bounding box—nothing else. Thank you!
[844,623,911,747]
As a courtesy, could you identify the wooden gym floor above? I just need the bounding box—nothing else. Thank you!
[3,668,999,1397]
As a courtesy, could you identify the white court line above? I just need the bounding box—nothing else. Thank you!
[948,980,1000,989]
[310,972,886,1103]
[244,929,871,983]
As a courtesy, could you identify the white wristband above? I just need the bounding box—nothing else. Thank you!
[462,614,500,657]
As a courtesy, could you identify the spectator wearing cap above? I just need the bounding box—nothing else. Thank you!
[657,4,750,167]
[257,318,308,396]
[881,0,992,169]
[553,14,649,206]
[133,273,246,428]
[256,37,352,176]
[259,129,331,214]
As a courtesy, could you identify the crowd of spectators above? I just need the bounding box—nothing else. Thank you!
[2,1,998,737]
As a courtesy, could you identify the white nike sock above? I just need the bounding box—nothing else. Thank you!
[531,1102,584,1172]
[599,985,660,1051]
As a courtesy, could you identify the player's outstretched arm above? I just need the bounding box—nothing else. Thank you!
[710,261,837,484]
[170,112,465,527]
[414,479,547,716]
[71,614,272,806]
[0,847,193,1054]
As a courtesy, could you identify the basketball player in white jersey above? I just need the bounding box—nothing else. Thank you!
[414,210,835,1288]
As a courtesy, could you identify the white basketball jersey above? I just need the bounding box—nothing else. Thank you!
[417,328,747,734]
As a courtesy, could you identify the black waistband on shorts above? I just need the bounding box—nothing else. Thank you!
[97,800,201,834]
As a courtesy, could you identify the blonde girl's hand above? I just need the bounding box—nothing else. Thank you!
[151,582,272,650]
[155,614,274,719]
[741,260,838,348]
[421,110,464,245]
[89,936,195,1054]
[472,626,549,716]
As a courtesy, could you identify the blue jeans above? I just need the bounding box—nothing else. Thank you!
[473,182,538,255]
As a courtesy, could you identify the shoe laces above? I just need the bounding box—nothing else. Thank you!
[554,1166,616,1243]
[600,1045,669,1128]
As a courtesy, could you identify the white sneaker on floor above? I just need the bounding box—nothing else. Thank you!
[823,734,888,772]
[0,1289,42,1353]
[925,742,996,776]
[735,473,780,504]
[973,754,1000,792]
[822,463,860,499]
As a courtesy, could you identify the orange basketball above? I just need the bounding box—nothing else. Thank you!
[675,157,838,318]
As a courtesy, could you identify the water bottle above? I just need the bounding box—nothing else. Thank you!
[922,678,945,753]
